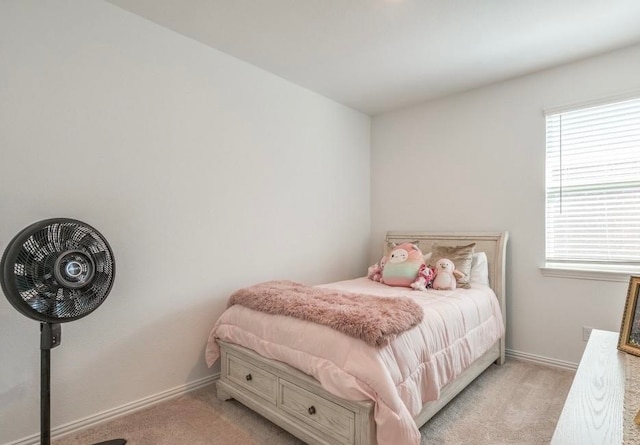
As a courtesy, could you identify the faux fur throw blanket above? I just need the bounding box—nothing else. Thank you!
[228,280,424,347]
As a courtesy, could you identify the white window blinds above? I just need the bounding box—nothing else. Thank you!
[545,96,640,267]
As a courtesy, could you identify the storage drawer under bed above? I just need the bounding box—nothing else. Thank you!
[224,353,278,403]
[217,341,375,445]
[279,379,355,444]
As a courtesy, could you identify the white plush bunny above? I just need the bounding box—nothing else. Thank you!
[432,258,465,290]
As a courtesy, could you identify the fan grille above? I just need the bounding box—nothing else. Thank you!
[1,219,115,322]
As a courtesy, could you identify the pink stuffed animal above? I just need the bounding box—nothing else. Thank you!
[432,258,465,290]
[367,256,387,282]
[366,243,436,290]
[410,264,436,291]
[382,243,425,287]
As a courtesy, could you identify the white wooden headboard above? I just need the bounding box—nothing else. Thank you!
[385,231,509,362]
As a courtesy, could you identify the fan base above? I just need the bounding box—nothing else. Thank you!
[92,440,126,445]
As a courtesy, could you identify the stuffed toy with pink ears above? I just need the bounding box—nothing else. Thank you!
[410,264,436,291]
[368,243,436,290]
[432,258,465,290]
[382,243,423,287]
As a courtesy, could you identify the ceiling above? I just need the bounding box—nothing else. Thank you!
[106,0,640,115]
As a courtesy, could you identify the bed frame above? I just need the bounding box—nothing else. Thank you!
[216,231,509,445]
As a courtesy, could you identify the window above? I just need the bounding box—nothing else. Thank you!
[545,95,640,273]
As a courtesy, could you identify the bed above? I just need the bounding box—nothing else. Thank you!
[205,231,508,445]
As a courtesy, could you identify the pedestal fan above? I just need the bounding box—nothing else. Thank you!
[1,218,126,445]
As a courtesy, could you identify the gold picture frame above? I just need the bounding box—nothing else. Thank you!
[618,276,640,356]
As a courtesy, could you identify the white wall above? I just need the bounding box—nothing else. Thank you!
[0,1,370,443]
[372,43,640,368]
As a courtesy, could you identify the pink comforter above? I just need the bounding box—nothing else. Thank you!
[205,278,504,445]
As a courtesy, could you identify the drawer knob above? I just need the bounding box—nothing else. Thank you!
[245,374,252,381]
[308,406,316,415]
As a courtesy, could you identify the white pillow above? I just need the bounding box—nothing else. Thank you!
[424,251,489,286]
[469,252,490,286]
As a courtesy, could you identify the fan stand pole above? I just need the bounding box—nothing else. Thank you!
[41,346,51,445]
[40,322,61,445]
[39,323,126,445]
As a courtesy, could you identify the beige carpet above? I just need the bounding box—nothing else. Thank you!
[52,358,574,445]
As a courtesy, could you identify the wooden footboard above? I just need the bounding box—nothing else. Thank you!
[217,340,501,445]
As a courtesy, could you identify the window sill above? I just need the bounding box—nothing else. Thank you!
[540,264,640,282]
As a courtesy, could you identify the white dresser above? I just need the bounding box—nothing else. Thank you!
[551,329,624,445]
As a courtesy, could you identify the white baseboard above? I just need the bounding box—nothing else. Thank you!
[7,372,220,445]
[506,348,578,371]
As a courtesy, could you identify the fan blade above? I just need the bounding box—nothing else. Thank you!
[29,296,52,314]
[30,227,56,257]
[57,222,77,250]
[91,270,113,287]
[60,287,72,299]
[15,246,58,293]
[29,226,50,246]
[15,246,40,271]
[73,290,100,316]
[49,222,67,252]
[92,253,114,273]
[15,274,35,293]
[91,250,107,266]
[53,298,76,318]
[82,235,111,258]
[78,231,99,249]
[20,288,41,302]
